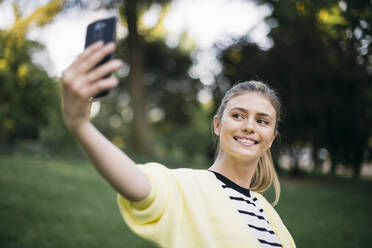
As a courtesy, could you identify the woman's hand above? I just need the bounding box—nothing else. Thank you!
[61,41,123,132]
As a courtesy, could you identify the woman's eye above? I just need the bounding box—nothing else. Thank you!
[232,113,244,119]
[257,119,269,125]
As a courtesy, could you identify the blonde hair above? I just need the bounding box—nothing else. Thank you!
[214,81,281,206]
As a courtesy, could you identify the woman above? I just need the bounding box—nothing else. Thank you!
[62,41,295,247]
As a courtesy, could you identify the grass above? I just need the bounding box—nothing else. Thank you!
[273,176,372,247]
[1,152,371,247]
[0,152,154,248]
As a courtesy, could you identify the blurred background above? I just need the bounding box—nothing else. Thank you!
[0,0,371,247]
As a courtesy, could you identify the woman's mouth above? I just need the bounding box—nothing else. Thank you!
[234,137,259,146]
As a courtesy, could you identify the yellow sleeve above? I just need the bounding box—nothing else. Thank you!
[117,162,176,245]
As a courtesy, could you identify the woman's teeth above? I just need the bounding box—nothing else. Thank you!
[236,138,256,145]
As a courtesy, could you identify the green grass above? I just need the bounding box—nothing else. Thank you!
[1,152,372,248]
[273,176,372,247]
[0,152,155,248]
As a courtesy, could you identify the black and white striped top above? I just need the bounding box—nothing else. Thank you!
[210,171,282,248]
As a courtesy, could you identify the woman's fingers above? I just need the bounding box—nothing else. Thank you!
[72,41,104,69]
[62,41,121,94]
[87,76,119,97]
[86,59,122,84]
[63,59,121,100]
[62,73,117,101]
[78,42,117,73]
[61,43,104,87]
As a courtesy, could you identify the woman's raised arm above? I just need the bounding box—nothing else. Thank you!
[61,41,151,202]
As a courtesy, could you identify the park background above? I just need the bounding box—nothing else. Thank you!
[1,0,371,247]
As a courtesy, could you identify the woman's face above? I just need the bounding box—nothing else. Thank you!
[213,92,277,163]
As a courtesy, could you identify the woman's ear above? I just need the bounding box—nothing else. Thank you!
[213,116,221,136]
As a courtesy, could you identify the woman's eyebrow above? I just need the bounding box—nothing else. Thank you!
[256,112,274,121]
[229,107,274,120]
[229,107,248,113]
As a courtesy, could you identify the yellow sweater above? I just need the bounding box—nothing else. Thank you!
[118,162,296,248]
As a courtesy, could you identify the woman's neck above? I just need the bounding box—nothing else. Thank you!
[209,151,259,189]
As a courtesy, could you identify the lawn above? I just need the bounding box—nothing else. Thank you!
[1,152,371,247]
[0,152,154,248]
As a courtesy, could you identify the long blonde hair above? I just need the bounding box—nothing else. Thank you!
[214,81,281,205]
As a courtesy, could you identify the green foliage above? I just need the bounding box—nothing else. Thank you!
[0,1,73,150]
[93,39,206,163]
[0,34,60,143]
[63,0,204,156]
[39,91,81,153]
[153,103,215,168]
[216,0,372,176]
[144,40,202,126]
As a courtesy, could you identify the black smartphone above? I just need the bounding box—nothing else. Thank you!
[84,16,117,98]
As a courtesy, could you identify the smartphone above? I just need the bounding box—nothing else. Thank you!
[84,16,117,98]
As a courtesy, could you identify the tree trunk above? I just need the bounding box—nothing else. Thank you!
[290,146,301,177]
[352,143,364,178]
[124,0,152,155]
[329,151,337,175]
[352,162,362,178]
[312,146,323,173]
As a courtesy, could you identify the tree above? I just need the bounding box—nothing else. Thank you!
[92,35,206,166]
[0,0,65,144]
[216,0,372,176]
[65,0,205,157]
[64,0,177,155]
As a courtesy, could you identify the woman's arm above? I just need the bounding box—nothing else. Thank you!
[61,41,151,202]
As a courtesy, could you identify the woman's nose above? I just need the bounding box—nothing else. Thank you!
[241,118,255,133]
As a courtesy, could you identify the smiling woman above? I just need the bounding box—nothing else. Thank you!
[211,81,281,204]
[61,42,295,248]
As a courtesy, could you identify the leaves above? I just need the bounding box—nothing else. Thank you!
[0,0,65,143]
[217,0,372,176]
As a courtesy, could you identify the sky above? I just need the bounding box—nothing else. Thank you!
[0,0,273,79]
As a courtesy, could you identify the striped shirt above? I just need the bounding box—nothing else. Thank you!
[210,171,282,248]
